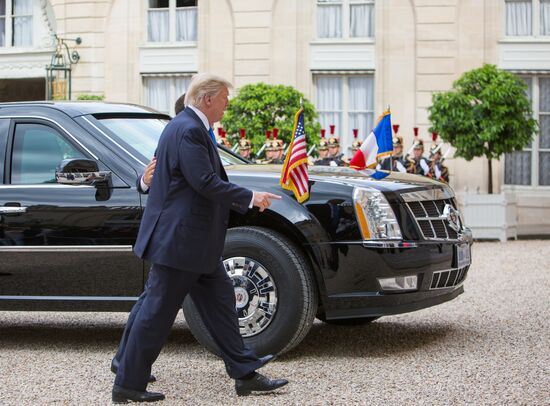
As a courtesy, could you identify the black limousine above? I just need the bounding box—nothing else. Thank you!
[0,102,472,356]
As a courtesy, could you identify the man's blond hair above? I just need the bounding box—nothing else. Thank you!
[184,73,233,108]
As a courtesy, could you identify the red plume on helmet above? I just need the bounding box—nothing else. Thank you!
[392,124,399,134]
[272,128,279,139]
[239,128,246,138]
[320,128,326,138]
[217,128,223,136]
[265,130,272,139]
[432,131,438,142]
[329,125,335,135]
[413,127,419,138]
[353,129,358,139]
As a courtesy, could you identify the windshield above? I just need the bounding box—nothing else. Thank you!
[96,116,247,166]
[98,117,167,161]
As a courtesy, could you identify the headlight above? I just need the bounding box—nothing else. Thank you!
[353,187,402,240]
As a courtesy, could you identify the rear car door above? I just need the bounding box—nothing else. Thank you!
[0,117,143,311]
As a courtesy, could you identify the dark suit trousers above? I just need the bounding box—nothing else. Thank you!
[114,262,262,391]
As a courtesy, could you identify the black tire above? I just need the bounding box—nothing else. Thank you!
[317,315,380,326]
[183,226,317,356]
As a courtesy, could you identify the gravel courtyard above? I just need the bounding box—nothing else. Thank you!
[0,240,549,405]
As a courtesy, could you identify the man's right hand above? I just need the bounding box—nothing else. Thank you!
[143,157,157,186]
[252,191,282,212]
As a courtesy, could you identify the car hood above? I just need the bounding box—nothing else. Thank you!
[228,164,449,194]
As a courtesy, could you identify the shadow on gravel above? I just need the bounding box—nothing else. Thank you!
[0,317,197,351]
[0,315,459,358]
[282,320,457,359]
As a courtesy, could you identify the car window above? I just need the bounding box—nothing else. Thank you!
[97,117,169,162]
[96,116,248,166]
[0,118,9,182]
[219,147,247,166]
[11,123,85,184]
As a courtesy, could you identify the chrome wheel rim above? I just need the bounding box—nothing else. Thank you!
[223,256,278,337]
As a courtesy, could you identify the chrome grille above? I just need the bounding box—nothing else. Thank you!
[405,198,459,240]
[430,267,468,289]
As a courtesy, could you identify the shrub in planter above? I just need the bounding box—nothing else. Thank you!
[428,64,537,193]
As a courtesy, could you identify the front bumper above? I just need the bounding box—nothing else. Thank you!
[317,232,472,320]
[324,285,464,320]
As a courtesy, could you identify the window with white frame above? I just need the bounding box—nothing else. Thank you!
[505,76,550,186]
[317,0,374,39]
[147,0,197,43]
[0,0,33,48]
[505,0,550,36]
[143,76,190,116]
[315,74,374,154]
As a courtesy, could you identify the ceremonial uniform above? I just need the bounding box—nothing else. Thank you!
[378,135,407,173]
[428,134,449,183]
[313,130,330,166]
[215,127,232,149]
[406,139,431,176]
[267,139,285,164]
[326,136,347,167]
[237,131,256,163]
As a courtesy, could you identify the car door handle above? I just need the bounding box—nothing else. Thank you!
[0,206,27,214]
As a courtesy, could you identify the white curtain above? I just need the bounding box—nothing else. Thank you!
[543,0,550,36]
[0,0,5,46]
[540,152,550,184]
[316,76,342,138]
[175,77,190,99]
[540,78,550,184]
[505,152,532,185]
[13,0,32,46]
[0,18,5,47]
[145,78,170,114]
[317,3,342,38]
[350,4,374,38]
[506,0,532,36]
[505,76,533,184]
[176,7,197,41]
[148,9,169,42]
[348,76,374,147]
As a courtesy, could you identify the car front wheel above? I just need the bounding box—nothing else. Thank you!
[183,226,317,356]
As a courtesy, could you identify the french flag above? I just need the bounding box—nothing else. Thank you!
[349,110,393,170]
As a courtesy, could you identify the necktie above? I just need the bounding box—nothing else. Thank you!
[209,128,216,144]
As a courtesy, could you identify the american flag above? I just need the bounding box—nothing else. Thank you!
[280,108,309,203]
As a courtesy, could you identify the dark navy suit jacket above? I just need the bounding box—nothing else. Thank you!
[134,107,252,273]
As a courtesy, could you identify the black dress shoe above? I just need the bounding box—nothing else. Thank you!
[235,372,288,396]
[112,384,165,403]
[111,359,156,383]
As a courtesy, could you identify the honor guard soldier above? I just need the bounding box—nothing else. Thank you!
[378,124,406,172]
[326,125,347,166]
[350,128,362,156]
[216,127,232,149]
[256,130,272,164]
[406,127,430,176]
[313,129,331,166]
[237,128,255,162]
[428,132,449,183]
[268,128,285,164]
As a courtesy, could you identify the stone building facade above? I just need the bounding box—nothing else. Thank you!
[0,0,549,235]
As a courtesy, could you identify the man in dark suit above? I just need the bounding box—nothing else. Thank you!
[112,74,286,403]
[110,93,184,381]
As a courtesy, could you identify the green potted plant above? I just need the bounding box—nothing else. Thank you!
[221,83,320,158]
[428,64,537,241]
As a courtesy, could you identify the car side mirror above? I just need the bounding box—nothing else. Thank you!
[55,158,111,186]
[55,158,113,201]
